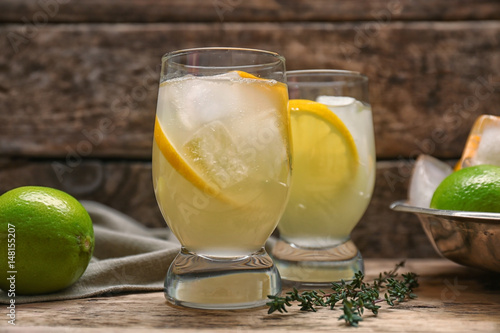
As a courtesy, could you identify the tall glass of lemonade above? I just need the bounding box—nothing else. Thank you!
[272,70,376,286]
[152,48,291,309]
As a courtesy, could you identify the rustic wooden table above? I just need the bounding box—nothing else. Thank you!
[2,259,499,332]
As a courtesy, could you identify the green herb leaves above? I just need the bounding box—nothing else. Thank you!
[267,261,419,327]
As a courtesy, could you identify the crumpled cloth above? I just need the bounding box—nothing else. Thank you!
[0,201,180,304]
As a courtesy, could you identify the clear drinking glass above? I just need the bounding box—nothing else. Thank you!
[272,70,376,286]
[152,47,291,309]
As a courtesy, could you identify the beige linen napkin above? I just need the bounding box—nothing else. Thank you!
[0,201,180,304]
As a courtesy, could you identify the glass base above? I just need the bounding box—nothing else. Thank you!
[271,238,364,288]
[164,247,281,310]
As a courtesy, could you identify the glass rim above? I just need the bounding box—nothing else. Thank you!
[287,69,368,82]
[162,47,285,69]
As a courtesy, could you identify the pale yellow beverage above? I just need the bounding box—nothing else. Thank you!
[278,97,376,248]
[152,72,291,257]
[273,70,374,285]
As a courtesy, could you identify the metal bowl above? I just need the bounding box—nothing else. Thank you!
[390,201,500,273]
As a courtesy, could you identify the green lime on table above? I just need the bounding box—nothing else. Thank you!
[430,164,500,213]
[0,186,94,295]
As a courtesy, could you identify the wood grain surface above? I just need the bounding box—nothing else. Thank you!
[1,22,499,159]
[1,0,500,23]
[1,259,499,332]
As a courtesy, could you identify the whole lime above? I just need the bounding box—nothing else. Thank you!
[430,164,500,213]
[0,186,94,295]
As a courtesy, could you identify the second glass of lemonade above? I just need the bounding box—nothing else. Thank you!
[152,48,291,309]
[272,70,376,286]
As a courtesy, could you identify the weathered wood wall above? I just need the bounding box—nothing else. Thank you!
[1,0,500,258]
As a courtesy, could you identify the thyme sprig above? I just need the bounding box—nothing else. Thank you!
[267,261,419,327]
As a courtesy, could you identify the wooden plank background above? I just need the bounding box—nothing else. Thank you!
[1,0,499,257]
[1,0,500,22]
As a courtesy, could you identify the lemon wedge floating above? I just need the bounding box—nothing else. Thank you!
[288,99,359,190]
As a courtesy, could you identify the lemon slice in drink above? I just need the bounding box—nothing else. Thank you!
[289,99,359,190]
[233,70,259,79]
[154,117,222,197]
